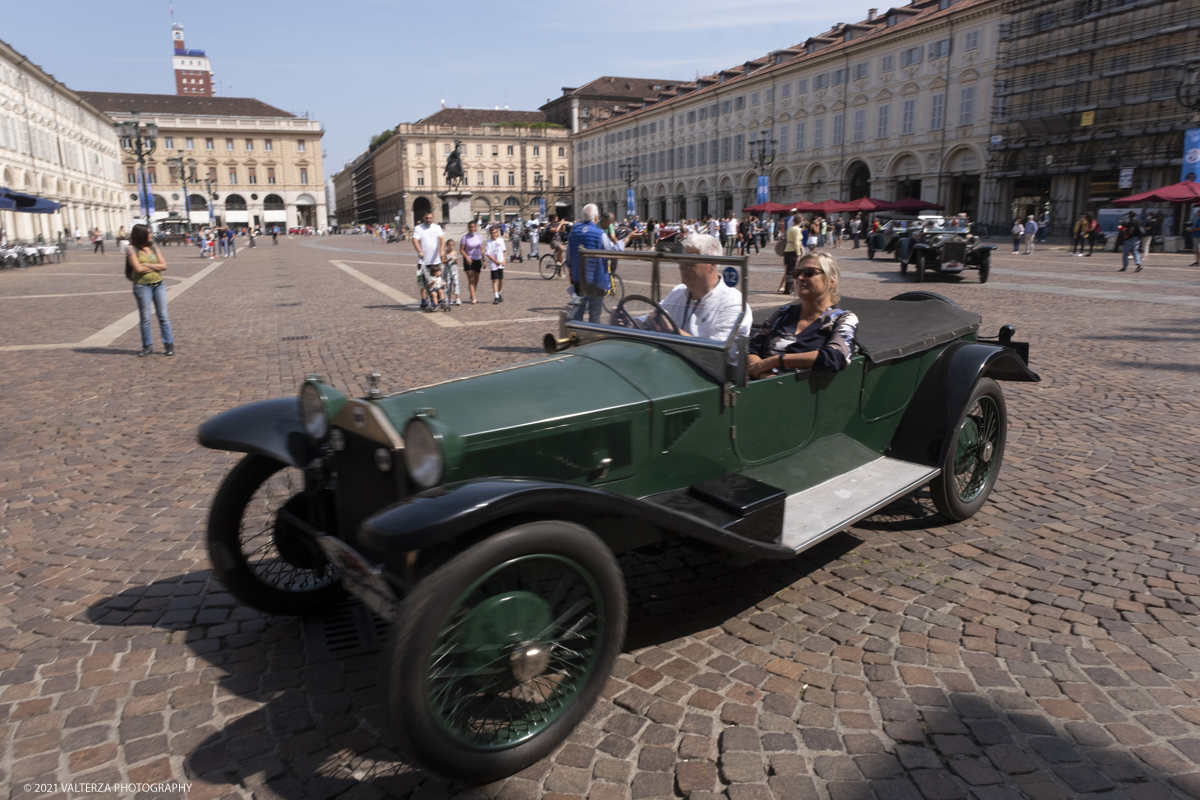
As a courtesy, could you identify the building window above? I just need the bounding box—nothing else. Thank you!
[902,99,916,134]
[185,137,194,149]
[507,171,515,185]
[887,13,898,26]
[1036,11,1055,30]
[687,110,696,124]
[814,74,828,90]
[796,78,808,94]
[931,93,945,130]
[558,146,565,157]
[795,121,806,150]
[297,140,306,152]
[506,145,514,156]
[878,104,890,138]
[492,172,499,185]
[127,170,136,184]
[559,174,565,186]
[685,144,694,167]
[930,39,950,59]
[901,46,923,66]
[959,87,975,125]
[415,143,423,156]
[248,168,257,184]
[668,148,675,171]
[853,110,865,142]
[766,87,774,103]
[709,140,718,164]
[245,138,254,151]
[881,55,894,73]
[814,118,825,149]
[267,167,276,184]
[751,92,760,106]
[650,152,657,172]
[475,144,483,156]
[225,138,234,150]
[300,168,308,185]
[721,137,731,162]
[417,171,425,185]
[965,30,980,50]
[164,137,174,149]
[832,114,844,146]
[781,83,791,99]
[734,134,745,161]
[699,138,708,166]
[228,169,237,184]
[853,62,868,81]
[722,100,731,114]
[476,171,484,185]
[205,137,214,150]
[533,146,540,156]
[534,171,542,185]
[264,139,272,151]
[833,68,847,85]
[491,144,498,156]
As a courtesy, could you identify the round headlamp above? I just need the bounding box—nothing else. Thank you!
[403,417,443,488]
[299,382,329,440]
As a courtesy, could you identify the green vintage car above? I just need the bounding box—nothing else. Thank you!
[198,249,1038,783]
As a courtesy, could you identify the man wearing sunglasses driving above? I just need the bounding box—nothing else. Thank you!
[634,233,752,342]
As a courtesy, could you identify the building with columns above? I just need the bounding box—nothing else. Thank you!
[334,108,573,228]
[79,92,326,231]
[576,0,1002,223]
[0,38,125,242]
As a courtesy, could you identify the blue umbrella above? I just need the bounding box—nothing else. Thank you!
[0,188,62,213]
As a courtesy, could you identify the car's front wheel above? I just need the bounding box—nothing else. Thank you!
[387,521,627,784]
[979,254,991,283]
[929,378,1007,521]
[207,455,346,615]
[914,252,926,282]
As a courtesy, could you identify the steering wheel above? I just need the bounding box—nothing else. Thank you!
[614,294,681,335]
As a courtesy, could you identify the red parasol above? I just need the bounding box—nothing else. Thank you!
[887,197,945,212]
[1112,180,1200,206]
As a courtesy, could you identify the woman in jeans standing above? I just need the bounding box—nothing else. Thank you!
[125,224,174,357]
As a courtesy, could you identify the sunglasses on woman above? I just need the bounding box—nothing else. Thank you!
[795,267,823,278]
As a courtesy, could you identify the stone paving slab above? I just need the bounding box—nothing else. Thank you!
[1,237,1199,800]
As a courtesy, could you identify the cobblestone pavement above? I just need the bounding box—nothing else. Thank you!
[2,235,1200,800]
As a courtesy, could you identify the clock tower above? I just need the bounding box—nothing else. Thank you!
[172,23,213,96]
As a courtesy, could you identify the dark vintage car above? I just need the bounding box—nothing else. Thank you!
[197,249,1037,783]
[868,220,995,283]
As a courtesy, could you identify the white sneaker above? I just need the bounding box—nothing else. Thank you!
[454,298,462,305]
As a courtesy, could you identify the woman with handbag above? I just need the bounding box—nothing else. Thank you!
[125,224,175,357]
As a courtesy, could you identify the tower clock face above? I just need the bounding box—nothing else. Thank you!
[173,31,183,40]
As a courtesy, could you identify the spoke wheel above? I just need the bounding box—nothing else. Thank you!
[602,273,626,315]
[388,521,626,784]
[206,455,345,615]
[539,253,559,280]
[929,378,1007,521]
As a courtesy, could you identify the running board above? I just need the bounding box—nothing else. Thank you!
[782,457,939,553]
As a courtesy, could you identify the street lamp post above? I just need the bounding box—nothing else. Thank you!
[619,159,639,220]
[201,176,218,228]
[750,132,777,205]
[165,153,197,233]
[116,114,158,226]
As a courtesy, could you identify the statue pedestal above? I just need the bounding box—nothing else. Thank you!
[439,190,473,239]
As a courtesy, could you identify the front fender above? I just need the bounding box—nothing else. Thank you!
[197,397,317,468]
[359,478,796,561]
[887,342,1039,468]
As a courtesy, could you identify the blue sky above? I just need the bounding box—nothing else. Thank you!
[5,1,849,176]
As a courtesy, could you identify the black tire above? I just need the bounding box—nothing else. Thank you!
[539,253,558,280]
[929,378,1007,522]
[979,254,990,284]
[206,455,345,616]
[388,521,626,784]
[602,272,625,315]
[914,252,926,282]
[890,291,961,308]
[900,257,908,274]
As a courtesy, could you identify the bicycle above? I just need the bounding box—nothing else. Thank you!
[539,252,564,280]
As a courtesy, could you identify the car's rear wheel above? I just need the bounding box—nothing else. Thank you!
[979,254,991,283]
[387,521,626,784]
[929,378,1007,521]
[914,252,926,282]
[207,454,345,615]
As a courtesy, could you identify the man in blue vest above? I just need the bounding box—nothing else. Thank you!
[567,203,609,322]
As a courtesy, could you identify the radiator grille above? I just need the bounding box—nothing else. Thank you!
[941,242,967,262]
[456,418,634,482]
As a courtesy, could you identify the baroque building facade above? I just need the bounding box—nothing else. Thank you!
[79,92,326,230]
[0,38,125,241]
[576,0,1001,223]
[987,0,1199,234]
[335,108,573,228]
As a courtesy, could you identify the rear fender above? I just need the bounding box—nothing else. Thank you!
[359,478,796,563]
[197,398,317,468]
[887,342,1039,468]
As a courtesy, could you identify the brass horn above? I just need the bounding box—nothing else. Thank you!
[543,332,579,353]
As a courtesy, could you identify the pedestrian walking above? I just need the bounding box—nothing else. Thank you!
[441,238,461,305]
[1142,212,1160,263]
[850,215,862,249]
[1117,212,1143,272]
[124,224,174,358]
[1022,216,1037,255]
[780,214,805,294]
[90,227,105,254]
[509,216,523,263]
[1011,219,1023,254]
[527,214,540,261]
[74,227,82,243]
[272,226,279,245]
[568,204,608,323]
[485,224,507,304]
[1071,214,1088,256]
[412,211,444,310]
[460,221,484,304]
[226,227,237,258]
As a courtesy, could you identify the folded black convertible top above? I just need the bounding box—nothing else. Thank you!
[752,296,981,364]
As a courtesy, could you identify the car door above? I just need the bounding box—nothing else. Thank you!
[730,370,819,464]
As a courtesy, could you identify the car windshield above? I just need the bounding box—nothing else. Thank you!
[559,248,751,384]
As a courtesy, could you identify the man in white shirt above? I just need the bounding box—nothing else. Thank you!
[412,211,444,310]
[528,214,541,260]
[722,215,739,256]
[639,233,751,342]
